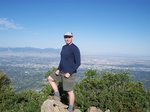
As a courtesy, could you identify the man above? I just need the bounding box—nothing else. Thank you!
[48,32,81,112]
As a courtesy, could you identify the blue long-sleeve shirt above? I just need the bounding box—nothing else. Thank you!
[58,43,81,75]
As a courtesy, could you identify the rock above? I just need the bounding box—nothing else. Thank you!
[41,96,109,112]
[105,109,110,112]
[41,96,68,112]
[74,109,82,112]
[87,106,103,112]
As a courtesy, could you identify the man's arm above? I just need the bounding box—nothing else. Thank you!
[70,46,81,74]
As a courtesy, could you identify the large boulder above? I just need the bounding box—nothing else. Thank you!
[41,96,68,112]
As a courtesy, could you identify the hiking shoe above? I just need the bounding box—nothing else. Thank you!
[67,107,74,112]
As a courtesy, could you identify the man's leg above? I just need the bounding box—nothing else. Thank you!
[63,73,76,111]
[48,76,60,97]
[67,90,75,112]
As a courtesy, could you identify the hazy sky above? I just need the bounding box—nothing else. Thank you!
[0,0,150,56]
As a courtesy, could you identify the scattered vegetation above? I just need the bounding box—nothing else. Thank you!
[0,69,150,112]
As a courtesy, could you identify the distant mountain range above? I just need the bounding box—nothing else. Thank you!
[0,47,60,53]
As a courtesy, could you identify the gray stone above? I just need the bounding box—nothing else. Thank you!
[87,106,103,112]
[41,96,68,112]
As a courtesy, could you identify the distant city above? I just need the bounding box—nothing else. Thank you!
[0,47,150,92]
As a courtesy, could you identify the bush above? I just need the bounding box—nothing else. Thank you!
[1,69,150,112]
[74,69,150,112]
[0,70,48,112]
[0,71,15,112]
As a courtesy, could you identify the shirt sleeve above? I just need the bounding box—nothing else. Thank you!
[57,62,62,71]
[57,47,63,71]
[69,46,81,74]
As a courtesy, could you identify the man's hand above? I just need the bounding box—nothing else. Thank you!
[55,70,60,76]
[64,73,71,78]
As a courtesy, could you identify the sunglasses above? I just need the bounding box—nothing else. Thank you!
[64,36,72,38]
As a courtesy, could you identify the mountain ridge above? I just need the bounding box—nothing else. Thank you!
[0,47,60,53]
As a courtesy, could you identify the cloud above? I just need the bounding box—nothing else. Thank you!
[0,18,24,30]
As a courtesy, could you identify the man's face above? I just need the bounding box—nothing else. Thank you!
[64,36,73,45]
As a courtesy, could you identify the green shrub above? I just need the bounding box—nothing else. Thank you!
[1,69,150,112]
[0,71,15,112]
[74,69,150,112]
[0,70,47,112]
